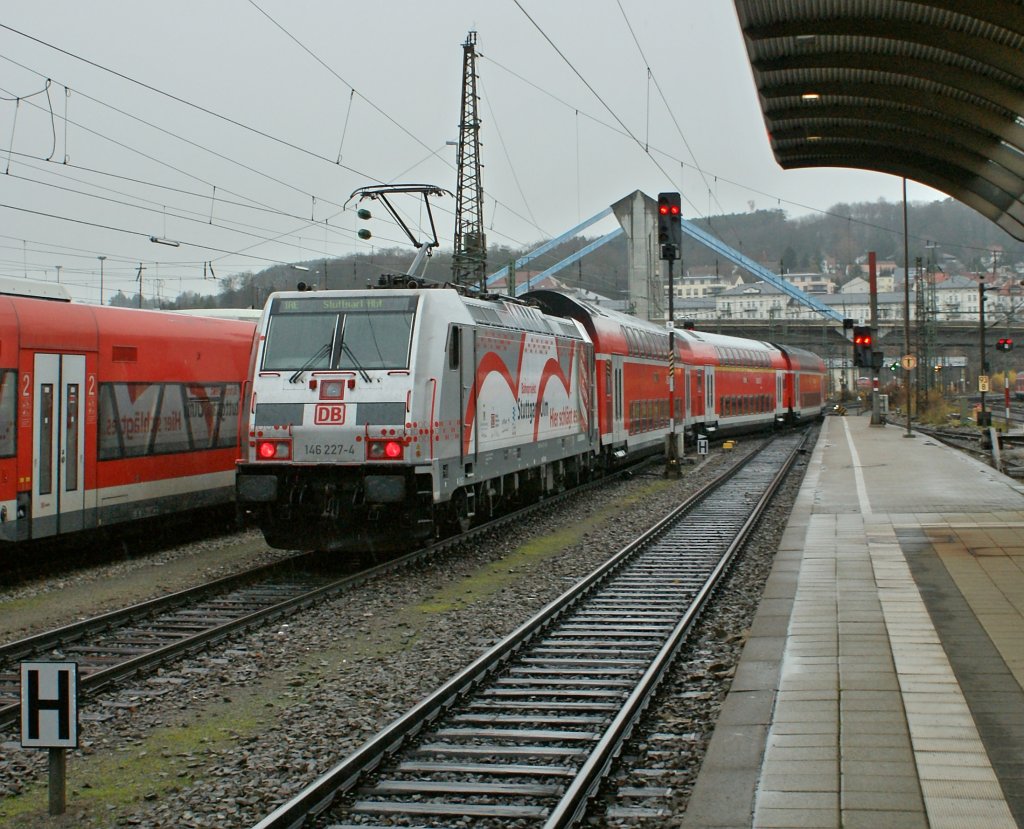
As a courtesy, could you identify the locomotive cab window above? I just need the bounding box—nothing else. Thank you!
[261,295,417,372]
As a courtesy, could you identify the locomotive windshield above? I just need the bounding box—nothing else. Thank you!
[261,295,416,372]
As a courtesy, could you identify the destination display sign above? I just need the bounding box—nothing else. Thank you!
[270,295,418,314]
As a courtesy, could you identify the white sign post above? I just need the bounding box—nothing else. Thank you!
[21,661,78,816]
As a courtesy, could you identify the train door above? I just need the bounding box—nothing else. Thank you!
[32,353,86,538]
[457,325,477,473]
[704,366,716,421]
[682,366,691,431]
[611,355,625,443]
[776,372,785,419]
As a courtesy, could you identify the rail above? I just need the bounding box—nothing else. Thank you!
[249,431,809,829]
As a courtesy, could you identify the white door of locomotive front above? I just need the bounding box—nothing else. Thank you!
[458,325,477,474]
[32,353,87,537]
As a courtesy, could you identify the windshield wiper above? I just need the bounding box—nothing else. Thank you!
[289,342,332,384]
[342,341,372,383]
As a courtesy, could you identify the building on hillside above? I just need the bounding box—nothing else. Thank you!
[781,272,836,294]
[715,281,792,320]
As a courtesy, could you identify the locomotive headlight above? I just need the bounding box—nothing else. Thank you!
[366,438,404,461]
[257,439,291,460]
[319,379,345,400]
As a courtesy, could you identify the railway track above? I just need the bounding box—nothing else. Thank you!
[250,431,809,829]
[0,553,337,731]
[0,457,655,735]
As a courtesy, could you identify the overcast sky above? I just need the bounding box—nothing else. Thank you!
[0,1,948,304]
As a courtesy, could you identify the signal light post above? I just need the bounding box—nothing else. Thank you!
[658,192,682,478]
[979,279,997,427]
[852,326,873,368]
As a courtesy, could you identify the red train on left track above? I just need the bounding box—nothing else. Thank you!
[0,284,257,544]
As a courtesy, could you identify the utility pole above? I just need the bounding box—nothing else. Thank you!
[451,31,486,289]
[97,255,106,306]
[136,263,145,308]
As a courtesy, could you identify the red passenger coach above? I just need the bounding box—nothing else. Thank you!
[0,294,256,543]
[776,344,827,423]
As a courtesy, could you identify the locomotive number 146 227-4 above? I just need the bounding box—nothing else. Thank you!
[301,442,354,458]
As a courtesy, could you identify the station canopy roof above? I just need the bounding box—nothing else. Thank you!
[732,1,1024,240]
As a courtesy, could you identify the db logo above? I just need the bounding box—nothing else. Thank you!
[314,404,345,424]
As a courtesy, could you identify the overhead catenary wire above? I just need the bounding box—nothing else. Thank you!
[0,57,361,217]
[245,2,548,243]
[0,7,1011,305]
[0,22,378,178]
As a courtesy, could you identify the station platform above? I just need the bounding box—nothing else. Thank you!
[681,414,1024,829]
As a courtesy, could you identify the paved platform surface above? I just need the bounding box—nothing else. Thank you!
[682,415,1024,829]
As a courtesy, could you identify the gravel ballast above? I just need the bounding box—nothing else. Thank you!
[0,433,812,828]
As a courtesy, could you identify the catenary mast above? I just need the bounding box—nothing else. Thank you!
[451,31,486,289]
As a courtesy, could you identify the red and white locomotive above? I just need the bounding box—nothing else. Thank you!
[236,283,825,552]
[0,287,257,543]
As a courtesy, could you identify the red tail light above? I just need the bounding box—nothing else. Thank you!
[366,439,404,461]
[256,439,291,460]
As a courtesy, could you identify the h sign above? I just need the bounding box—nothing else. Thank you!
[21,662,78,748]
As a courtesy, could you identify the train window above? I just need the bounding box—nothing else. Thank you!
[154,385,193,454]
[99,381,242,460]
[263,313,337,372]
[65,384,79,491]
[181,384,239,451]
[263,305,414,372]
[0,370,16,458]
[214,384,241,448]
[340,311,413,371]
[99,382,160,458]
[39,384,53,495]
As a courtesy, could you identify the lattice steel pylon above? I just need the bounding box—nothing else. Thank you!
[452,31,486,288]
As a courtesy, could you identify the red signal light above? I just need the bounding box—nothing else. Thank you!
[658,204,669,215]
